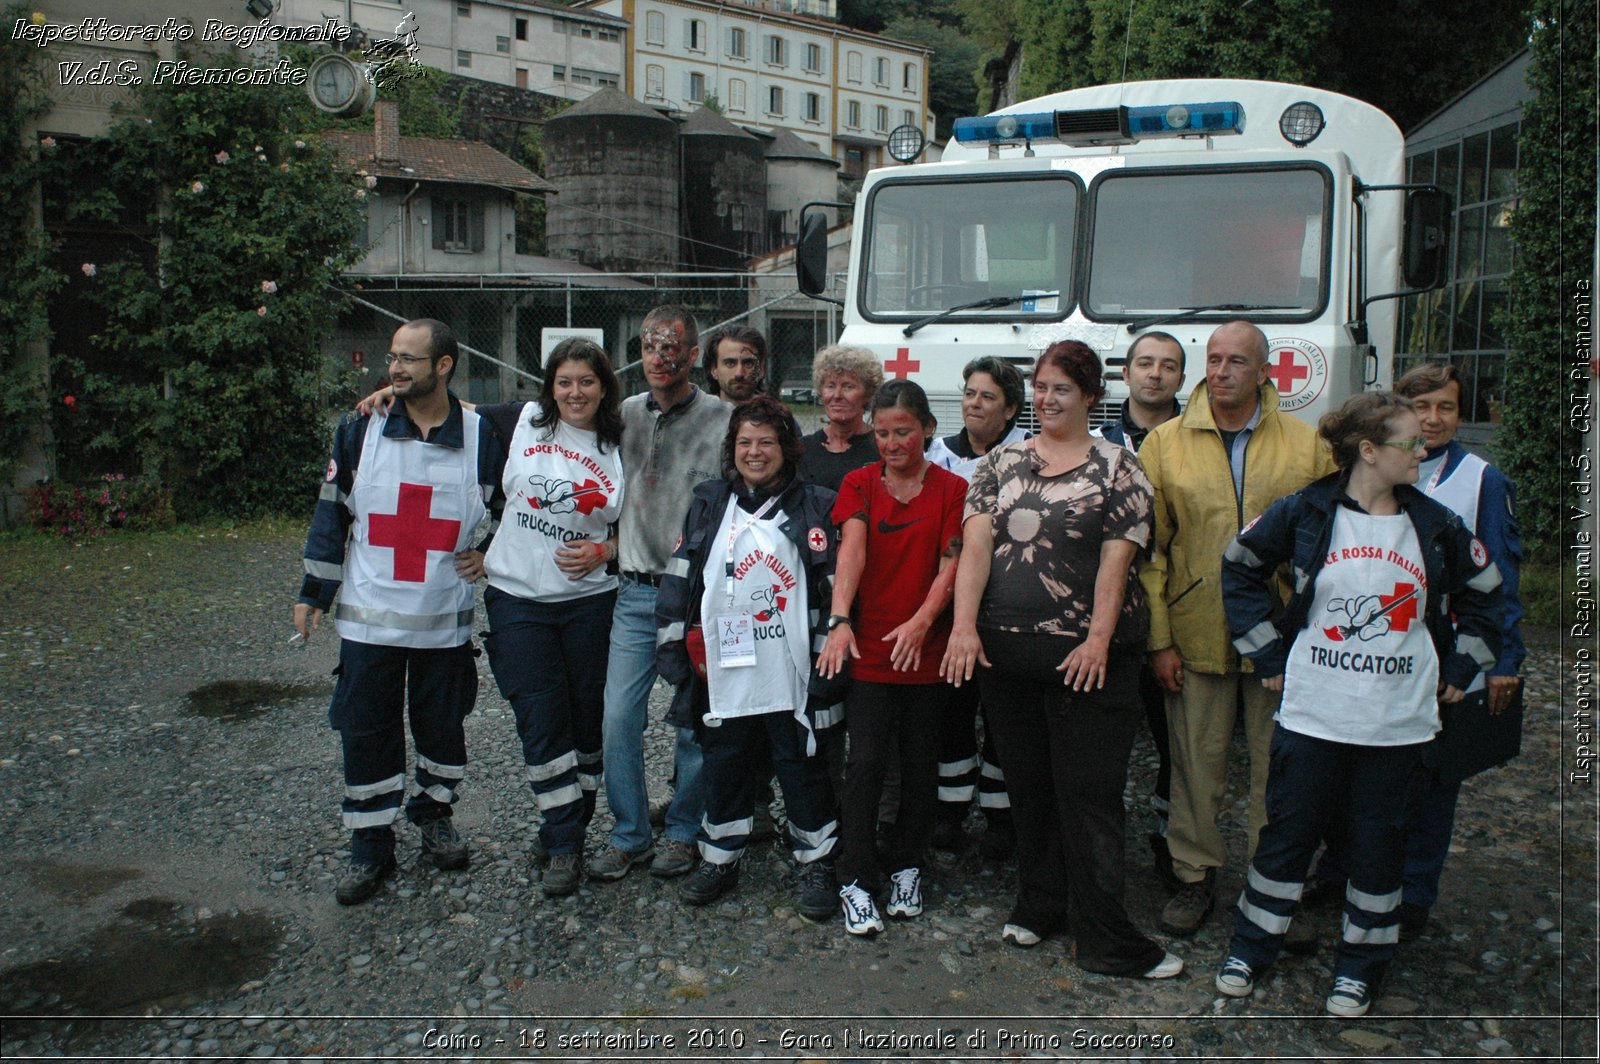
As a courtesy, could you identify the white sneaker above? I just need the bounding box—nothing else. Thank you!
[1001,923,1042,947]
[886,867,923,918]
[839,880,884,936]
[1143,951,1184,979]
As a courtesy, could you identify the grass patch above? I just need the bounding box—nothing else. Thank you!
[1519,551,1561,629]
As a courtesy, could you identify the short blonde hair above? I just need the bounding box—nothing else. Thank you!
[811,344,884,400]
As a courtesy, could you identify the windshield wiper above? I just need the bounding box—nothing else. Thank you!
[902,293,1057,338]
[1125,304,1297,333]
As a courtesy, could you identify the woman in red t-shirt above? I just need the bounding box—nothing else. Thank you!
[817,380,966,935]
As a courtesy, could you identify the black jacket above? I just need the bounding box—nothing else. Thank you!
[654,473,848,737]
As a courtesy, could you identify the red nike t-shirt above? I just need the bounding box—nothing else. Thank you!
[831,462,967,684]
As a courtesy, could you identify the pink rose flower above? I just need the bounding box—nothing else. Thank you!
[257,306,268,317]
[80,263,96,277]
[261,280,278,294]
[40,136,56,149]
[191,181,205,193]
[214,150,230,164]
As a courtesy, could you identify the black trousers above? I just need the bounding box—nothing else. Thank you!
[979,630,1163,977]
[837,680,949,892]
[698,711,838,865]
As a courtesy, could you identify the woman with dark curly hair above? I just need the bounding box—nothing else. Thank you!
[654,396,845,921]
[942,340,1182,980]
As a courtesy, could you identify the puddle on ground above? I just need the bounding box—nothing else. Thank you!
[0,898,282,1020]
[185,679,319,721]
[26,859,143,903]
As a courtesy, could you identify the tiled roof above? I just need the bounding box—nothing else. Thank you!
[321,132,558,194]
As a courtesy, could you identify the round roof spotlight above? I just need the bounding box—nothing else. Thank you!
[1279,101,1325,147]
[887,123,927,163]
[1165,104,1191,130]
[994,115,1020,139]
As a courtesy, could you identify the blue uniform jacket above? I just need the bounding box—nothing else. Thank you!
[1221,472,1504,692]
[298,395,507,611]
[1428,440,1525,676]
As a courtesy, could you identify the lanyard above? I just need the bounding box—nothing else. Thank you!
[1422,454,1447,496]
[725,495,779,603]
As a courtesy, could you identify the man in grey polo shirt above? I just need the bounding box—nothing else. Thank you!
[592,305,734,881]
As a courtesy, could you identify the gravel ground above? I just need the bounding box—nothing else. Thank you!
[0,521,1594,1061]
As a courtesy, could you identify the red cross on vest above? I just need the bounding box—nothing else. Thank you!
[368,483,462,582]
[1267,349,1310,395]
[885,347,920,379]
[1377,582,1418,632]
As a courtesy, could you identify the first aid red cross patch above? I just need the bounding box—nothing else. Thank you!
[808,527,826,551]
[1470,537,1488,568]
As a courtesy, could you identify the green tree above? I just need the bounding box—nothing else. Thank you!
[49,54,366,519]
[884,15,980,140]
[0,6,64,491]
[1499,0,1594,547]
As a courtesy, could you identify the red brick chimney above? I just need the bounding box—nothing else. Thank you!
[374,98,400,165]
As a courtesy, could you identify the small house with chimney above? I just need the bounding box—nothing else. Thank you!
[321,98,557,274]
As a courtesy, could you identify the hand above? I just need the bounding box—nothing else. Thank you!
[1438,682,1466,704]
[940,625,990,687]
[1150,647,1184,692]
[817,625,859,679]
[355,384,396,417]
[454,548,485,581]
[1260,673,1284,693]
[292,602,323,643]
[555,540,609,580]
[1057,636,1110,691]
[884,615,931,673]
[1487,674,1521,715]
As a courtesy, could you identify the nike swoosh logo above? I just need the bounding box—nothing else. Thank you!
[877,516,929,534]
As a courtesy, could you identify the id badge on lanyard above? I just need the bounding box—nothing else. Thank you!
[715,495,778,668]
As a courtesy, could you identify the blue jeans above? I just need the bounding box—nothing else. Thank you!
[484,585,614,857]
[601,578,705,850]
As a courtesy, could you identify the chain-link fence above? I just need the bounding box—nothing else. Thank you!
[324,272,840,407]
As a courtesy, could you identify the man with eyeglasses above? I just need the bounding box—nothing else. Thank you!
[294,318,506,905]
[592,305,734,882]
[1136,320,1335,937]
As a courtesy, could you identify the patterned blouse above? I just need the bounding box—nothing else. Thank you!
[964,436,1154,644]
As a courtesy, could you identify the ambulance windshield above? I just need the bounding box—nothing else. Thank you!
[860,175,1078,320]
[1086,165,1330,320]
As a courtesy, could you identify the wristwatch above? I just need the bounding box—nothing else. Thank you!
[827,614,852,631]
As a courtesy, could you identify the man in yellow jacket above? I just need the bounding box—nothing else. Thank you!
[1138,321,1336,936]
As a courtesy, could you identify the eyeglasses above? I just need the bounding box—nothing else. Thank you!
[1379,436,1427,452]
[385,352,430,367]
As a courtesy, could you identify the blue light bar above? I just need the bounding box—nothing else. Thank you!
[1124,101,1244,137]
[952,111,1058,144]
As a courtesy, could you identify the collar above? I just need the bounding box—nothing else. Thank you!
[732,467,798,512]
[646,385,701,416]
[384,393,466,447]
[1180,382,1281,432]
[1120,397,1182,433]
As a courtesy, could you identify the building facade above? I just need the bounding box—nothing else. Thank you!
[276,0,628,100]
[576,0,932,176]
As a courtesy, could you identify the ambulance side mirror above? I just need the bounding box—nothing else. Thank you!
[1403,188,1449,291]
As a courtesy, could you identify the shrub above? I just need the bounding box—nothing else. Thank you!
[25,473,175,539]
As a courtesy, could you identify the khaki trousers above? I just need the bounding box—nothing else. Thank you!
[1165,670,1280,884]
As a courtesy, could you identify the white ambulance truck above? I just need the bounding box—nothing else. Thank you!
[796,79,1448,431]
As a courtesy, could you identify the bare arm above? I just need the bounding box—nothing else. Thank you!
[940,513,994,686]
[817,518,865,678]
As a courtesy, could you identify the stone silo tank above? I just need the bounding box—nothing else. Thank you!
[543,87,679,273]
[764,128,840,249]
[678,106,768,270]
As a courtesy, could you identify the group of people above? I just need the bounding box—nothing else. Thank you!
[295,307,1522,1016]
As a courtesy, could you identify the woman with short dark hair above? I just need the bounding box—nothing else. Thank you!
[654,396,845,921]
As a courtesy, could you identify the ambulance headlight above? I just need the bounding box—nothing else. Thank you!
[1279,102,1325,147]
